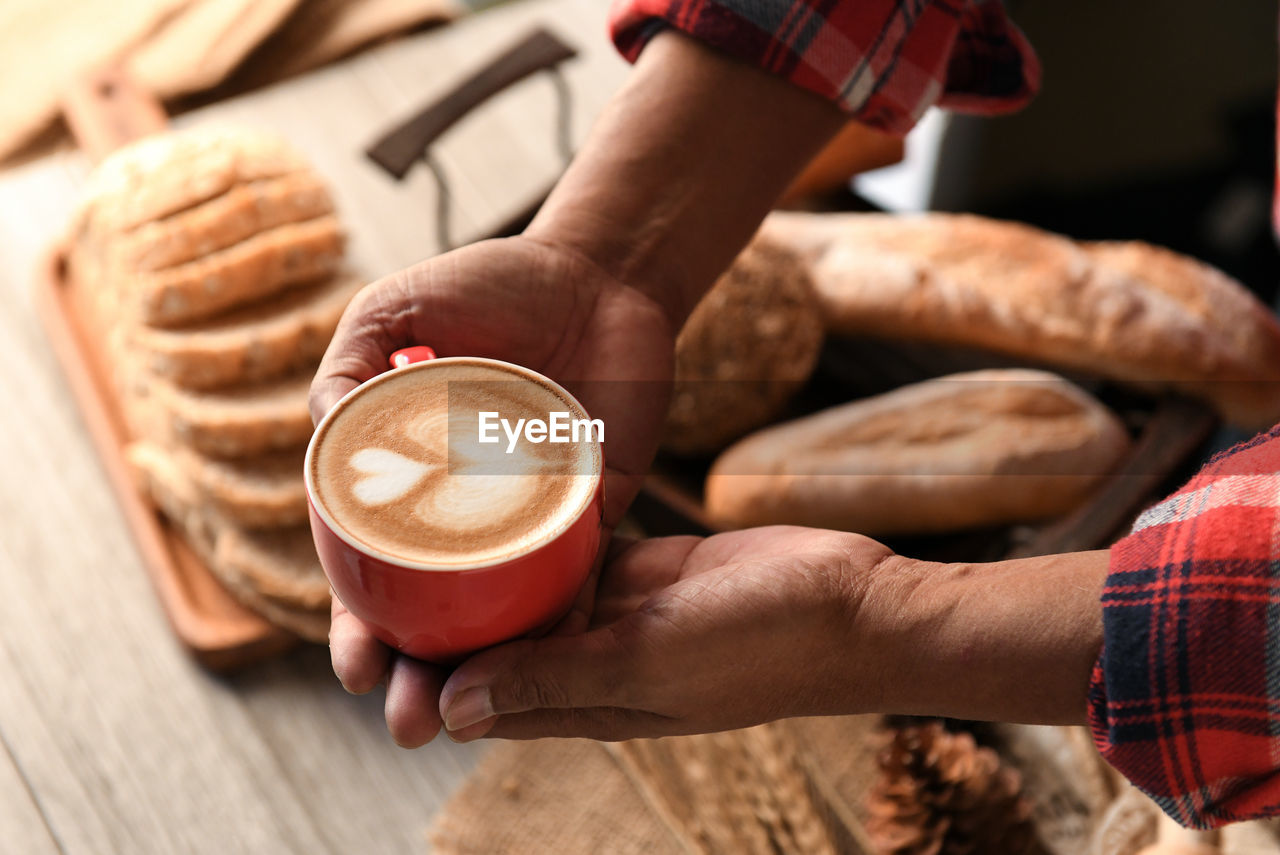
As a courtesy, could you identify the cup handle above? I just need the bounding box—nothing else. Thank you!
[389,346,437,369]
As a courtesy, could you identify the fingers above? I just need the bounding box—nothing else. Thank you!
[384,656,446,748]
[308,276,417,424]
[329,597,391,695]
[438,629,640,736]
[309,374,361,426]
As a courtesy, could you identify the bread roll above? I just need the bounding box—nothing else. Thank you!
[761,212,1280,430]
[705,369,1130,535]
[664,238,824,455]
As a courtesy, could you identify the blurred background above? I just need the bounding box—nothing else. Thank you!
[0,1,1277,853]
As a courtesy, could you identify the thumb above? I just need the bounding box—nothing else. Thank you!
[439,628,637,734]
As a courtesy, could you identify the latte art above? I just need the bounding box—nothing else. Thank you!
[350,448,434,504]
[309,359,601,567]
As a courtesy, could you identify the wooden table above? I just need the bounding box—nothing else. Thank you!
[0,0,628,851]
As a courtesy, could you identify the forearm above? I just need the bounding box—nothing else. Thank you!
[857,550,1109,725]
[526,30,844,327]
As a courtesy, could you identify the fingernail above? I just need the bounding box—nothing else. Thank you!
[446,717,497,743]
[444,686,494,732]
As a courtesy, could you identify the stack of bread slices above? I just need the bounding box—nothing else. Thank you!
[67,126,363,640]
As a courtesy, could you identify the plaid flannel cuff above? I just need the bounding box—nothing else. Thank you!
[608,0,1039,136]
[1089,424,1280,828]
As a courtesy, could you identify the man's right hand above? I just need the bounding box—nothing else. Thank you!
[312,235,678,736]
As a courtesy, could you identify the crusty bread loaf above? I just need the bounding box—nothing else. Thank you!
[760,212,1280,430]
[135,270,362,389]
[126,442,329,641]
[663,238,824,455]
[704,369,1130,535]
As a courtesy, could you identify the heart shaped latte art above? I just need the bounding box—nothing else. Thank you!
[350,448,435,505]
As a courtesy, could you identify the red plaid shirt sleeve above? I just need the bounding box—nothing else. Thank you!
[1089,424,1280,828]
[607,0,1041,135]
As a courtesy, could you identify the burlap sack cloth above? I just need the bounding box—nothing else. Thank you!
[429,718,1132,855]
[0,0,461,164]
[430,716,884,854]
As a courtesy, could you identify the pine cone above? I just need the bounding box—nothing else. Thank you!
[866,721,1048,855]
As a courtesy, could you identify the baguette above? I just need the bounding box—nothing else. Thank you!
[704,369,1130,535]
[761,212,1280,429]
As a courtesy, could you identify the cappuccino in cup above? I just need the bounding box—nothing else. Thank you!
[309,358,602,568]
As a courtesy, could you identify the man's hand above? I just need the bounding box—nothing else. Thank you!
[426,526,895,743]
[310,235,675,529]
[314,235,677,740]
[421,532,1110,744]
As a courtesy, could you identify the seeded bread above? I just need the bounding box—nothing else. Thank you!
[69,126,345,327]
[213,526,331,641]
[760,211,1280,430]
[134,270,363,389]
[120,170,335,273]
[663,238,824,455]
[72,127,311,234]
[135,214,344,326]
[68,124,345,644]
[126,442,329,641]
[704,369,1130,535]
[129,440,308,528]
[159,368,315,458]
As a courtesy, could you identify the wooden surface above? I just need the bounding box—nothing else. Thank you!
[0,0,628,851]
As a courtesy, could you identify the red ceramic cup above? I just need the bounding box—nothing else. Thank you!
[304,348,604,663]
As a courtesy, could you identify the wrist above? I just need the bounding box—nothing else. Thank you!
[526,30,844,330]
[855,551,1109,724]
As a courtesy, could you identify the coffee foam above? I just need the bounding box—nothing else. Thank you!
[310,359,600,567]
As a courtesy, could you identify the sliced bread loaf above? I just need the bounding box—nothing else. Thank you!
[127,441,329,641]
[134,270,362,389]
